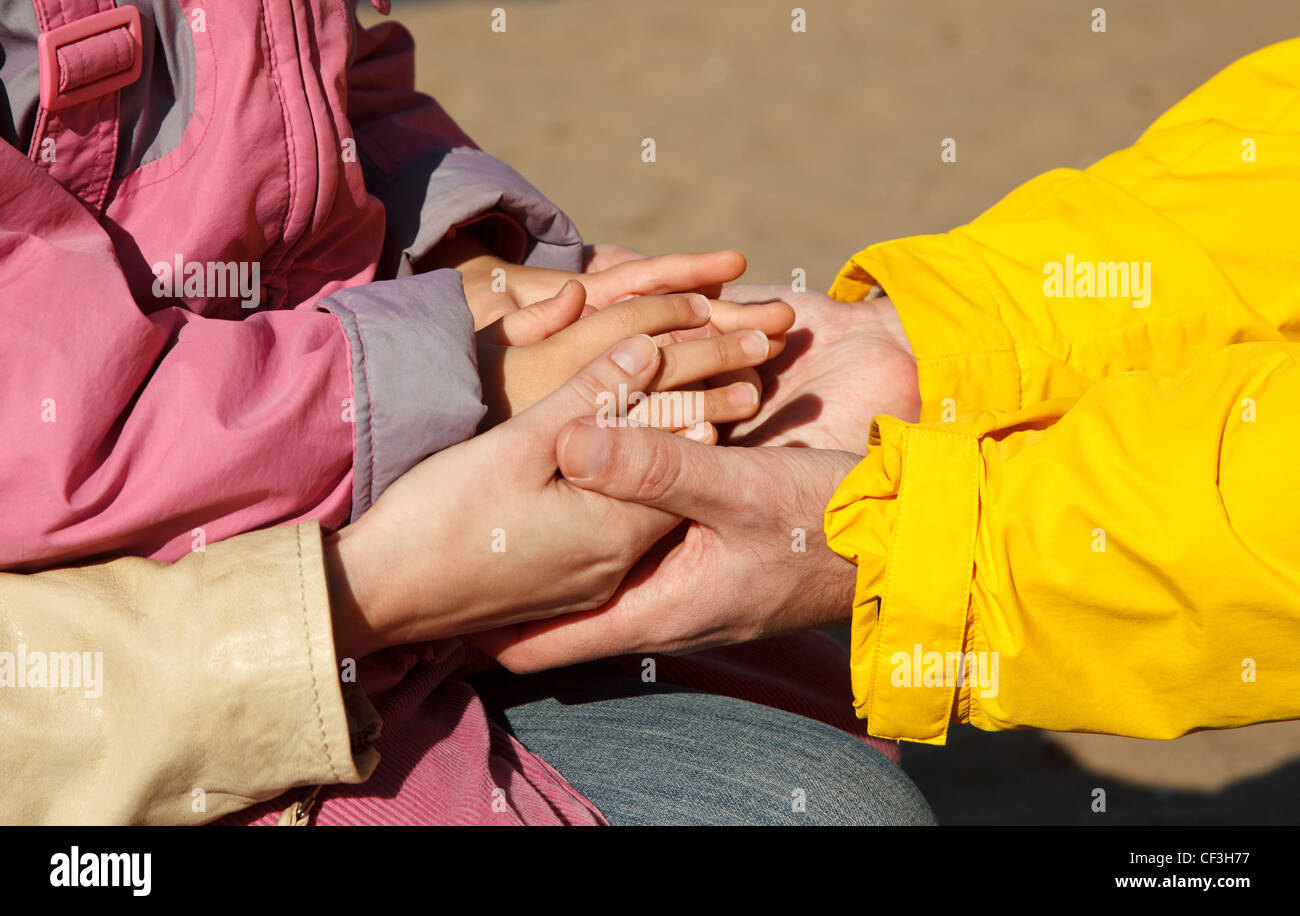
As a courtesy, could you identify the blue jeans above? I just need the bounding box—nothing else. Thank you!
[477,668,936,826]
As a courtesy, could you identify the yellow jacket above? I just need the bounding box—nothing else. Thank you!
[825,39,1300,744]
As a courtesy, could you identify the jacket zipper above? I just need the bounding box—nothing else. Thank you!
[277,720,379,825]
[277,784,323,826]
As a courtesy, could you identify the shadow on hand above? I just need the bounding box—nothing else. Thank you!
[720,325,823,447]
[728,393,822,448]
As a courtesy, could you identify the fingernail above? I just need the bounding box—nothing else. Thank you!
[740,329,770,359]
[562,420,613,481]
[684,422,712,442]
[688,293,712,321]
[730,382,759,407]
[610,334,657,374]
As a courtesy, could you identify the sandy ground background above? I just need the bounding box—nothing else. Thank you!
[366,0,1300,824]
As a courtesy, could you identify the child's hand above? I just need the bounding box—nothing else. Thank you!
[476,280,794,433]
[427,232,747,330]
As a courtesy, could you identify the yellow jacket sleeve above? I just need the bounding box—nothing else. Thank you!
[826,341,1300,744]
[830,38,1300,424]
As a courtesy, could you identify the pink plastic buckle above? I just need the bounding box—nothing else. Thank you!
[37,6,143,111]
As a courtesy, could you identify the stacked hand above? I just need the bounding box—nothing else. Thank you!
[476,280,795,432]
[468,288,923,670]
[429,234,799,433]
[328,335,684,659]
[328,240,923,672]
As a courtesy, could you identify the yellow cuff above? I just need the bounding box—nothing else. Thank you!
[830,233,1024,423]
[826,416,980,745]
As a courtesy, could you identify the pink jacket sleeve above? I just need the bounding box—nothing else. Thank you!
[0,3,575,571]
[0,143,484,570]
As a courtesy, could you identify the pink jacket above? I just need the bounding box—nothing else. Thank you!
[0,0,581,570]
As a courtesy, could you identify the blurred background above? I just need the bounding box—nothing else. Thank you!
[365,0,1300,824]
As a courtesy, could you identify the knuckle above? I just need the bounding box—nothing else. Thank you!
[610,302,640,331]
[632,436,682,502]
[655,346,678,384]
[670,293,696,320]
[640,260,667,290]
[567,368,612,407]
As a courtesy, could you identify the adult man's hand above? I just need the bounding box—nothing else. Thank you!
[719,285,920,453]
[467,422,861,672]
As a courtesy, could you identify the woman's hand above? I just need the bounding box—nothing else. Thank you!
[325,335,689,660]
[475,280,795,429]
[466,426,862,672]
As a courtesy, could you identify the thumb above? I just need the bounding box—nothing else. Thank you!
[508,333,663,477]
[556,419,739,521]
[481,279,586,346]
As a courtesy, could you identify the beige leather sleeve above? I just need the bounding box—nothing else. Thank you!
[0,521,379,825]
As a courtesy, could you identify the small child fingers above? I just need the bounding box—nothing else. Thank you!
[587,250,746,305]
[544,293,713,360]
[480,279,588,346]
[707,299,796,337]
[676,421,718,444]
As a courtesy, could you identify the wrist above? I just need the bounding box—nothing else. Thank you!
[818,451,865,626]
[324,525,391,662]
[784,448,862,630]
[870,296,922,424]
[870,295,913,358]
[423,233,513,330]
[816,550,858,628]
[419,231,505,282]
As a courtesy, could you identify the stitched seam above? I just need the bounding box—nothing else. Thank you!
[868,428,909,727]
[264,2,297,305]
[904,426,978,441]
[296,524,341,781]
[82,94,114,207]
[331,300,377,512]
[57,45,78,91]
[112,9,217,195]
[27,0,51,164]
[110,29,130,75]
[962,567,984,727]
[871,428,979,741]
[942,437,980,738]
[265,0,325,305]
[906,430,975,742]
[949,233,1025,409]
